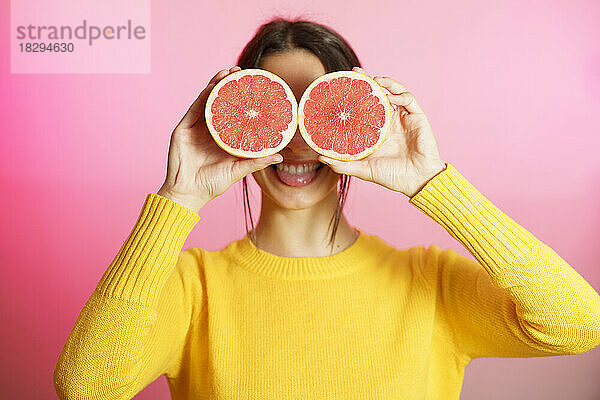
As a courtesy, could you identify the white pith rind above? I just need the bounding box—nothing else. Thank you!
[205,68,298,158]
[297,70,393,161]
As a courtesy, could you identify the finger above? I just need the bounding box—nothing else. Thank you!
[208,67,237,85]
[386,91,424,114]
[176,67,238,130]
[317,155,371,181]
[368,75,395,98]
[175,86,213,130]
[373,76,408,95]
[230,153,283,182]
[352,66,371,77]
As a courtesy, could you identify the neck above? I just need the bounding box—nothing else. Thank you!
[252,189,358,257]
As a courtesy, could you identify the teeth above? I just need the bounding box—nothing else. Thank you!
[276,163,320,174]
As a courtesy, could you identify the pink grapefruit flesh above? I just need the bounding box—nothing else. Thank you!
[298,70,392,161]
[205,68,298,158]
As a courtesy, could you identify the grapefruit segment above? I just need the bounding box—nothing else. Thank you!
[298,70,392,161]
[205,69,298,158]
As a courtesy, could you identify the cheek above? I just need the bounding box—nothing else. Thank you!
[250,170,265,191]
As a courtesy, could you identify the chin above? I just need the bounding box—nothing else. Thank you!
[251,162,340,210]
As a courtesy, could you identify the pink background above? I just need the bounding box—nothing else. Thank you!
[2,0,600,398]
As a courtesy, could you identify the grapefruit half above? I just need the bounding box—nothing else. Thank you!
[298,70,393,161]
[205,68,298,158]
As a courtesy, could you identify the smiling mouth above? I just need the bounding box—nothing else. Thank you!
[270,162,325,187]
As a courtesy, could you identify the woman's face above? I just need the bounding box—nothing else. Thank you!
[251,49,340,210]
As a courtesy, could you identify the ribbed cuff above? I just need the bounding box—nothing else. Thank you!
[95,193,201,307]
[409,163,541,286]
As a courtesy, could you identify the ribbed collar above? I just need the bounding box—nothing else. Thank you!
[224,228,376,280]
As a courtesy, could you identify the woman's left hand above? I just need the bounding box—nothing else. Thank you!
[317,67,446,198]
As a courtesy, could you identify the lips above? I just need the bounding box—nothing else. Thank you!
[270,160,325,187]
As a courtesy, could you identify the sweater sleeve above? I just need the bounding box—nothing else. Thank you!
[54,193,202,400]
[409,163,600,362]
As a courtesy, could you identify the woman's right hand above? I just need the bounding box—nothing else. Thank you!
[156,66,283,213]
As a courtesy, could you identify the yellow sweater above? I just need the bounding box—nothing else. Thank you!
[54,163,600,399]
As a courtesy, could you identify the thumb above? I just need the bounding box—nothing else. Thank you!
[230,153,283,181]
[317,155,371,180]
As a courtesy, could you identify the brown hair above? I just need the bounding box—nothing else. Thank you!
[236,17,361,251]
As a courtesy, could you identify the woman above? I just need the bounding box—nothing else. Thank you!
[54,18,600,399]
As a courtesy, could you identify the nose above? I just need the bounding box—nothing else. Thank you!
[283,127,314,155]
